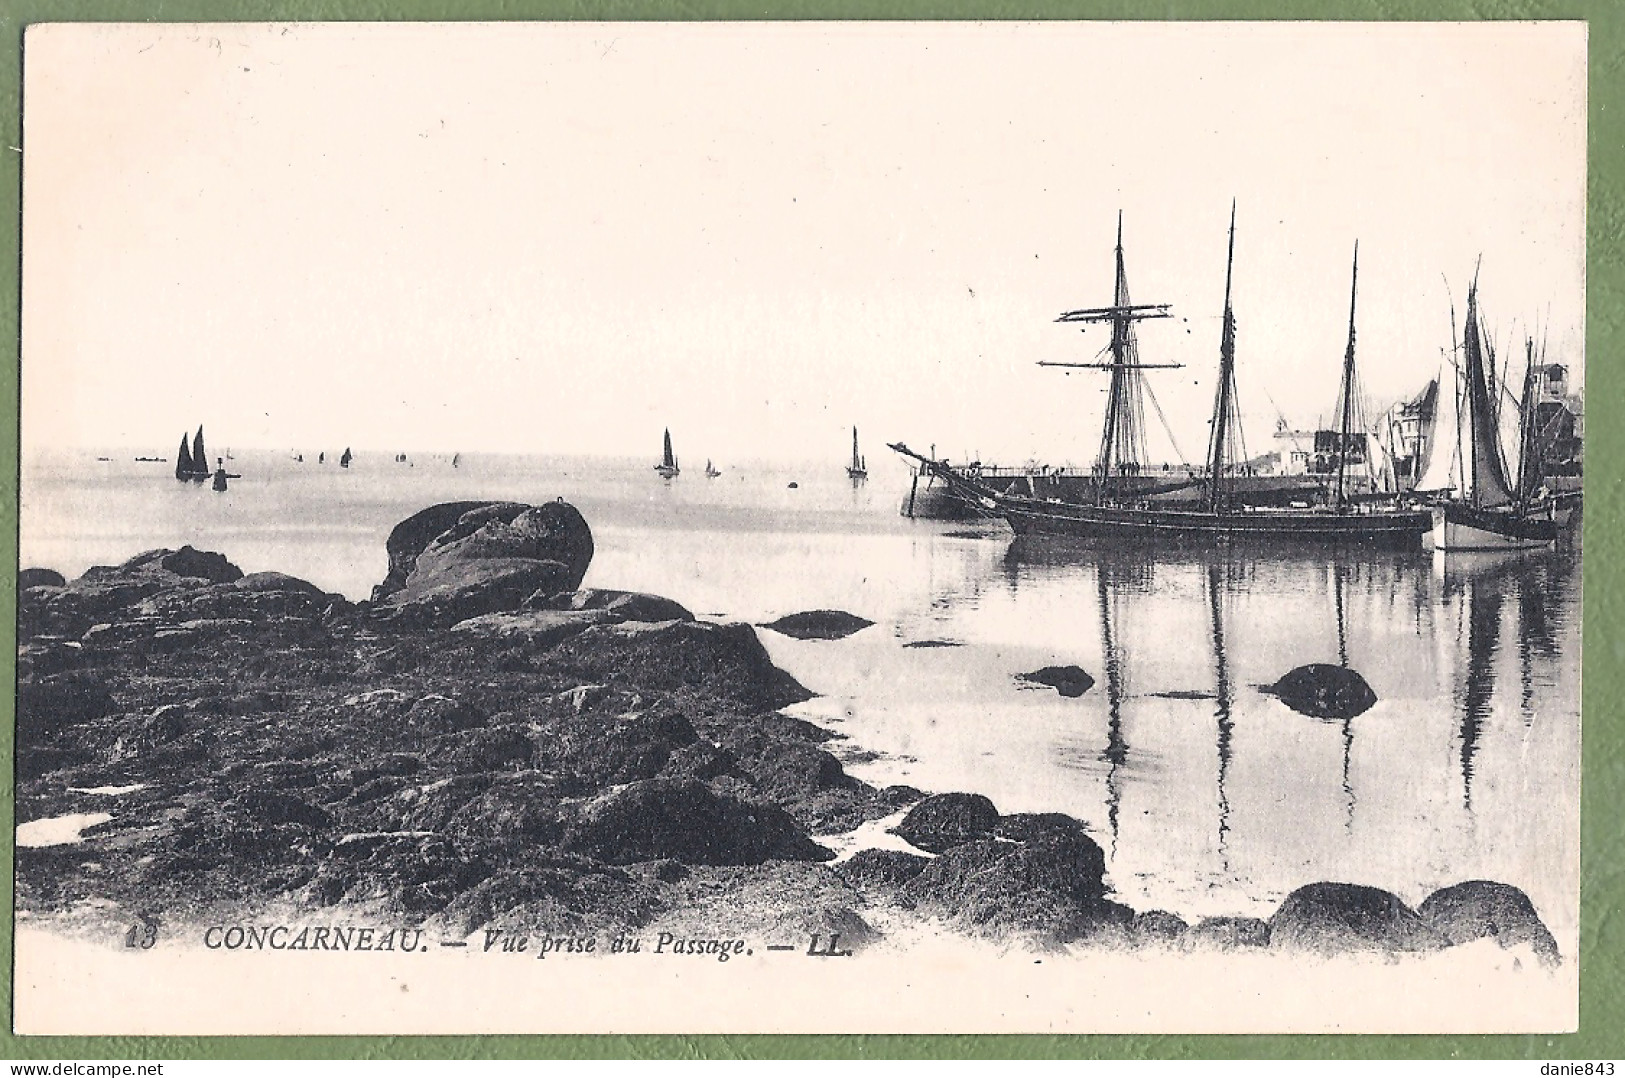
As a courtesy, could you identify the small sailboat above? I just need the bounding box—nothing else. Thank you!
[319,451,326,464]
[340,447,353,468]
[655,429,680,478]
[704,459,721,478]
[846,426,868,480]
[452,452,462,469]
[1418,275,1561,551]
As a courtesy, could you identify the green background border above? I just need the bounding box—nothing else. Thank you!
[0,0,1619,1061]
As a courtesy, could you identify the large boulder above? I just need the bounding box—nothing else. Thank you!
[1418,880,1560,964]
[375,501,593,624]
[1268,882,1445,956]
[561,778,831,866]
[891,792,1000,854]
[1263,664,1377,720]
[373,501,510,601]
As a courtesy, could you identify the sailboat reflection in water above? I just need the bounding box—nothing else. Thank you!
[995,539,1576,929]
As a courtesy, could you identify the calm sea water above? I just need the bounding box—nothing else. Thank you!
[18,448,1582,951]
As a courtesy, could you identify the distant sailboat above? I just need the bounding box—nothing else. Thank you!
[319,451,326,464]
[704,459,721,478]
[846,426,868,480]
[655,429,680,478]
[340,447,353,468]
[175,427,210,481]
[452,452,462,469]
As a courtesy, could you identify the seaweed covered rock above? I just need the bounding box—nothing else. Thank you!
[24,546,246,639]
[759,610,875,641]
[551,620,813,711]
[539,589,694,624]
[533,705,700,792]
[1185,916,1271,951]
[835,848,931,893]
[1418,880,1560,964]
[1268,882,1444,956]
[15,672,118,744]
[891,792,1000,854]
[450,609,614,648]
[1263,664,1377,720]
[902,828,1120,945]
[561,778,832,866]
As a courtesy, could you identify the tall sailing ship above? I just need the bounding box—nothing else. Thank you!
[1414,277,1562,550]
[892,207,1433,550]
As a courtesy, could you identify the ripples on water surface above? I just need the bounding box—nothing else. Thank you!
[20,449,1581,952]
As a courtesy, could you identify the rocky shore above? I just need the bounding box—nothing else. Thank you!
[13,500,1559,965]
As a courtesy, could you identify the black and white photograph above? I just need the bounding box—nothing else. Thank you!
[11,20,1585,1033]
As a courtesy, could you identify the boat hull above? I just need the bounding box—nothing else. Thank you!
[1432,503,1561,551]
[1000,498,1432,551]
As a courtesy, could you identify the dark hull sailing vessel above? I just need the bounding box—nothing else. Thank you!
[1417,277,1562,551]
[704,459,721,478]
[174,426,211,482]
[892,207,1432,551]
[847,427,868,480]
[655,429,680,479]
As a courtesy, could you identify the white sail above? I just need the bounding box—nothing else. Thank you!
[1414,363,1462,494]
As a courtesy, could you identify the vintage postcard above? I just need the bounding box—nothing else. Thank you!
[11,20,1584,1034]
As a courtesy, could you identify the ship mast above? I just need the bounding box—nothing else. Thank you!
[1206,202,1240,514]
[1038,211,1179,505]
[1334,242,1360,510]
[1514,338,1544,510]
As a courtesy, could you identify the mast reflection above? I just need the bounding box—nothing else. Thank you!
[1206,560,1235,865]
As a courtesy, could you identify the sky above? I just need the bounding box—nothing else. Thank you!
[21,21,1587,466]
